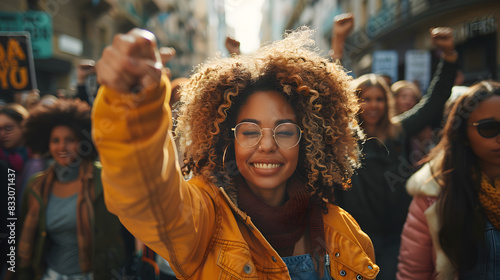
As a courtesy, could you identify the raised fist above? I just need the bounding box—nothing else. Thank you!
[333,13,354,40]
[96,28,163,93]
[430,27,455,54]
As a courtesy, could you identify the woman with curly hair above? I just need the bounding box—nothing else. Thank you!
[92,28,379,279]
[334,27,459,279]
[398,81,500,279]
[12,99,127,280]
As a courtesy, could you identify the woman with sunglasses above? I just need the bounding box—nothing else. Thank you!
[92,28,379,279]
[397,81,500,279]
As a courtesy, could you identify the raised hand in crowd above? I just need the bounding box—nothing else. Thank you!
[96,28,163,94]
[76,59,96,85]
[330,13,354,61]
[430,27,457,62]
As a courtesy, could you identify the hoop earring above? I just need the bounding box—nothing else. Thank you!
[222,143,231,170]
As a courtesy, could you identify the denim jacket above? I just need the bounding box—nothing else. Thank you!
[460,220,500,280]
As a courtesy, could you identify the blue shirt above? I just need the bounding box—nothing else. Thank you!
[46,193,80,275]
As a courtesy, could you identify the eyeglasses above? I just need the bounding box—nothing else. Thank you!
[469,119,500,138]
[0,125,17,135]
[232,122,302,149]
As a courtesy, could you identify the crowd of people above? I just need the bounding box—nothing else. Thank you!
[1,13,498,280]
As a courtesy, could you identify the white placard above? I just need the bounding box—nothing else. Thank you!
[372,50,398,84]
[405,50,431,93]
[58,34,83,56]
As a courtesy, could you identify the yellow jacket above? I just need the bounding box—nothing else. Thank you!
[92,76,379,279]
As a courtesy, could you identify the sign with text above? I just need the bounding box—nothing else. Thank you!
[372,50,398,84]
[405,50,431,93]
[0,33,37,99]
[0,11,53,59]
[455,15,496,44]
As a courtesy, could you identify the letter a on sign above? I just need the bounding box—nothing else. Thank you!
[0,32,37,102]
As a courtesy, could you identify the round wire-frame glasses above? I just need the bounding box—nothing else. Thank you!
[231,122,302,149]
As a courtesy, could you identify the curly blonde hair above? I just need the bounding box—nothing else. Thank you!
[176,28,362,205]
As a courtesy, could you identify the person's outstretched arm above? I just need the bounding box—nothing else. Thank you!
[330,13,354,62]
[92,29,216,279]
[396,27,458,136]
[75,59,96,105]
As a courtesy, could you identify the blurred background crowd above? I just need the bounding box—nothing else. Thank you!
[0,0,499,280]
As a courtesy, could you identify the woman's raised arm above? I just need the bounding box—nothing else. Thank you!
[92,29,217,279]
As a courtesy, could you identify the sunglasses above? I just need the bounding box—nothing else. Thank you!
[469,119,500,138]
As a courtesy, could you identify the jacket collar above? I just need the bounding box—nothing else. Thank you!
[406,162,441,197]
[219,186,252,224]
[218,184,379,279]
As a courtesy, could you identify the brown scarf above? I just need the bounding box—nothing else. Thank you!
[478,175,500,230]
[236,174,326,261]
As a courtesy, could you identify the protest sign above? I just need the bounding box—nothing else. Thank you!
[0,32,37,101]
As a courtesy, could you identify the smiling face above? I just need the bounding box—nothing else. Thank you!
[396,88,418,114]
[49,125,80,167]
[359,86,387,127]
[234,90,299,203]
[466,95,500,178]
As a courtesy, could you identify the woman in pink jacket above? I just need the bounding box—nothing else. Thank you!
[397,81,500,279]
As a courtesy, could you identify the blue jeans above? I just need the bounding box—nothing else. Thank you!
[41,268,93,280]
[282,254,331,280]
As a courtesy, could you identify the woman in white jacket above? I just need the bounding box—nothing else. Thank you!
[397,81,500,280]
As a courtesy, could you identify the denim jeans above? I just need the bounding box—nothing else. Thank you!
[41,268,93,280]
[282,253,331,280]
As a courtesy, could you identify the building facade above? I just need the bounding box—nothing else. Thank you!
[282,0,499,86]
[0,0,224,96]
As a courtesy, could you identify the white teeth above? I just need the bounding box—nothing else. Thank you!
[253,163,281,169]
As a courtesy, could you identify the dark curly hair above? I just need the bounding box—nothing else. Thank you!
[24,99,96,160]
[176,28,362,207]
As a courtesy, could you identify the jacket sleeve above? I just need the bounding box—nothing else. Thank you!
[91,76,217,278]
[395,59,458,137]
[396,195,435,280]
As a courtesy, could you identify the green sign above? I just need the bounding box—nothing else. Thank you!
[0,11,53,59]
